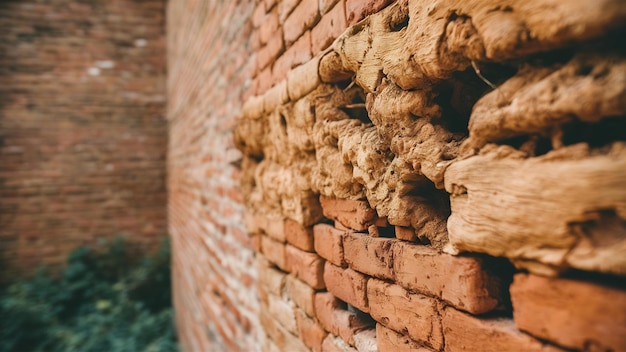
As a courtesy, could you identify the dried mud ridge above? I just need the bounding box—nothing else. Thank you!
[235,0,626,276]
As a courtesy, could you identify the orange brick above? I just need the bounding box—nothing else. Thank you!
[285,218,314,252]
[322,334,358,352]
[394,226,416,241]
[261,235,287,271]
[278,0,299,23]
[272,30,312,84]
[343,233,394,280]
[320,196,378,231]
[311,1,347,53]
[313,223,346,267]
[252,1,267,28]
[315,292,374,346]
[320,0,340,14]
[367,278,443,350]
[376,324,434,352]
[256,29,284,72]
[283,0,319,45]
[267,292,297,334]
[256,65,273,96]
[442,307,563,352]
[353,328,377,352]
[393,241,504,314]
[324,262,368,313]
[286,244,325,289]
[258,7,279,46]
[257,256,286,295]
[286,275,316,318]
[260,305,309,351]
[511,274,626,351]
[345,0,393,26]
[296,308,328,352]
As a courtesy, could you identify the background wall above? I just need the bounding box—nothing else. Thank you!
[166,1,260,351]
[0,0,167,280]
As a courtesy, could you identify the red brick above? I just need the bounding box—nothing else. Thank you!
[511,274,626,351]
[311,1,347,53]
[353,329,377,352]
[322,334,358,352]
[258,256,286,296]
[393,241,503,314]
[367,279,443,350]
[320,196,378,231]
[376,324,434,352]
[257,215,286,242]
[343,233,394,280]
[286,275,316,318]
[285,218,315,252]
[256,29,284,72]
[286,244,325,289]
[394,226,416,241]
[313,223,346,267]
[320,0,340,14]
[442,307,562,352]
[264,0,278,11]
[324,262,369,313]
[283,0,319,45]
[260,305,309,352]
[278,0,299,23]
[272,30,312,84]
[267,292,297,334]
[296,308,328,352]
[345,0,393,26]
[252,1,267,28]
[256,65,273,95]
[258,7,280,46]
[261,235,287,271]
[315,292,374,346]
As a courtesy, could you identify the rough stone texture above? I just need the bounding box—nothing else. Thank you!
[0,0,167,281]
[376,324,434,352]
[510,274,626,351]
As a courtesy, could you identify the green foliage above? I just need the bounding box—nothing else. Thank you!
[0,238,178,352]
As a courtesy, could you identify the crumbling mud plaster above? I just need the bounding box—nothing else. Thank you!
[235,0,626,275]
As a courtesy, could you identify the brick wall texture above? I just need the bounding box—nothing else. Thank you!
[0,0,167,280]
[168,0,626,351]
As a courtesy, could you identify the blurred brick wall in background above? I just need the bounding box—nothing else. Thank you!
[166,1,260,350]
[0,0,167,280]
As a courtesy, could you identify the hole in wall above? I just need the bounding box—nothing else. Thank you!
[561,116,626,149]
[339,86,371,124]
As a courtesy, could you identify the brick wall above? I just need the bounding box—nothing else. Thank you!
[0,0,167,280]
[166,1,260,350]
[168,0,626,351]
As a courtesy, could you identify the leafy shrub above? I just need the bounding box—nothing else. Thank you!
[0,238,178,352]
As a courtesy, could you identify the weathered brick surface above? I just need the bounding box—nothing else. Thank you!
[376,324,434,352]
[324,262,369,313]
[314,223,347,267]
[0,0,167,281]
[320,196,378,231]
[311,1,347,53]
[262,235,288,271]
[345,0,393,25]
[285,218,315,252]
[368,279,443,350]
[286,244,326,289]
[442,307,562,352]
[283,0,319,45]
[510,274,626,351]
[316,292,374,347]
[393,242,503,314]
[296,308,328,352]
[343,234,394,280]
[322,334,359,352]
[286,275,317,318]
